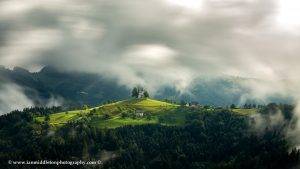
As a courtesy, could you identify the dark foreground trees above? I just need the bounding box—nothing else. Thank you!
[0,105,299,169]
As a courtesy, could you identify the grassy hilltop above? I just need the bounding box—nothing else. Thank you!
[36,98,181,128]
[36,98,257,129]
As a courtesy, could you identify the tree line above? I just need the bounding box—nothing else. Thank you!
[0,103,299,168]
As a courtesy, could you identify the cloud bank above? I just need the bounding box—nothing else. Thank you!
[1,0,300,108]
[0,0,300,90]
[0,83,34,115]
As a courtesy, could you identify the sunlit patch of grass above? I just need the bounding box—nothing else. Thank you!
[35,98,180,129]
[89,116,158,129]
[36,110,89,126]
[232,108,258,115]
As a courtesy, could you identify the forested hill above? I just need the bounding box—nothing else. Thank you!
[0,101,299,169]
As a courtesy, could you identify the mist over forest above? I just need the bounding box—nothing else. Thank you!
[1,0,300,168]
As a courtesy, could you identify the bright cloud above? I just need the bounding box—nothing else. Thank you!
[276,0,300,31]
[165,0,203,10]
[0,0,300,91]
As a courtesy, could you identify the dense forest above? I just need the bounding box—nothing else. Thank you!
[0,103,299,169]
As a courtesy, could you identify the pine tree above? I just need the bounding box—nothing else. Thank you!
[230,104,236,109]
[45,114,50,121]
[82,139,89,160]
[131,87,139,98]
[143,91,149,98]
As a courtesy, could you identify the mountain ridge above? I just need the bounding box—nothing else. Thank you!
[0,66,293,114]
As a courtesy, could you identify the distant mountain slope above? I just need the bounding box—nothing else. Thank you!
[155,77,293,106]
[0,66,130,108]
[155,77,247,106]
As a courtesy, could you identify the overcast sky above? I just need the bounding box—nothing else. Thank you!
[0,0,300,90]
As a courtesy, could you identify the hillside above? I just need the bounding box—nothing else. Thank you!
[36,98,182,128]
[36,98,258,129]
[2,101,298,169]
[0,66,130,108]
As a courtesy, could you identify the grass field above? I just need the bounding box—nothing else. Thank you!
[36,98,179,128]
[231,108,258,115]
[36,109,89,126]
[88,98,179,128]
[35,98,258,129]
[89,116,158,128]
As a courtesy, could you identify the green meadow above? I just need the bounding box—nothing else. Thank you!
[36,98,257,129]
